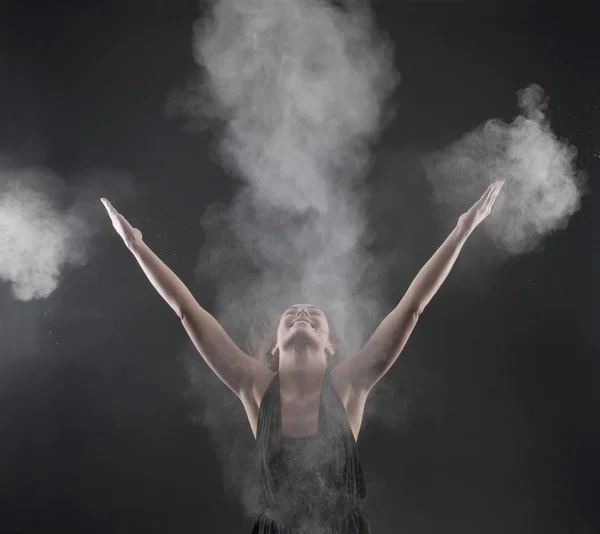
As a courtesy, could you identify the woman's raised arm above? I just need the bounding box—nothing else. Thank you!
[101,199,272,401]
[335,181,505,396]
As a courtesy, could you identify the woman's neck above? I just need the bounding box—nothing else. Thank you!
[278,354,327,396]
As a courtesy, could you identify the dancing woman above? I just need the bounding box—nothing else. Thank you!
[101,180,503,533]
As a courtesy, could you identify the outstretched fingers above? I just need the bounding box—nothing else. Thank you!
[101,198,142,245]
[460,180,506,232]
[101,198,126,228]
[477,182,497,208]
[101,197,125,233]
[478,181,503,212]
[101,198,118,216]
[487,180,505,209]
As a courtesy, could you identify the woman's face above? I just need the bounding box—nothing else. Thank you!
[274,304,334,362]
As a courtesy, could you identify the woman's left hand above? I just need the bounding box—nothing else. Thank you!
[457,180,505,235]
[101,198,143,248]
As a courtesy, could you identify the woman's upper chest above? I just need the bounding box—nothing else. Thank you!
[279,386,323,437]
[250,367,362,440]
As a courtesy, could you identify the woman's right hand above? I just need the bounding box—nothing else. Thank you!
[101,198,143,248]
[457,180,504,236]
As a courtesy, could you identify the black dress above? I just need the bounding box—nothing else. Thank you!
[251,368,369,534]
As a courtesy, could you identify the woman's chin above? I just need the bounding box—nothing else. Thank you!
[284,329,318,347]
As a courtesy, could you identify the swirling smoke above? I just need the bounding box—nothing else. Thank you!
[425,84,586,254]
[179,0,399,519]
[184,0,398,352]
[0,162,135,302]
[0,164,91,301]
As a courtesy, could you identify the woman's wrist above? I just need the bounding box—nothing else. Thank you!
[126,236,145,253]
[454,216,474,241]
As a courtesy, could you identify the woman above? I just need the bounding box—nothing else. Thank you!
[101,180,504,533]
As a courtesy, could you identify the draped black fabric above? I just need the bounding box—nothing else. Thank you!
[251,368,369,534]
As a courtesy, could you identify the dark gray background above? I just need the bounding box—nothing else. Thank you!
[0,1,598,533]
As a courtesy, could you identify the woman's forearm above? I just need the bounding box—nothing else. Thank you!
[123,234,270,401]
[402,222,471,314]
[127,240,196,319]
[345,183,502,391]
